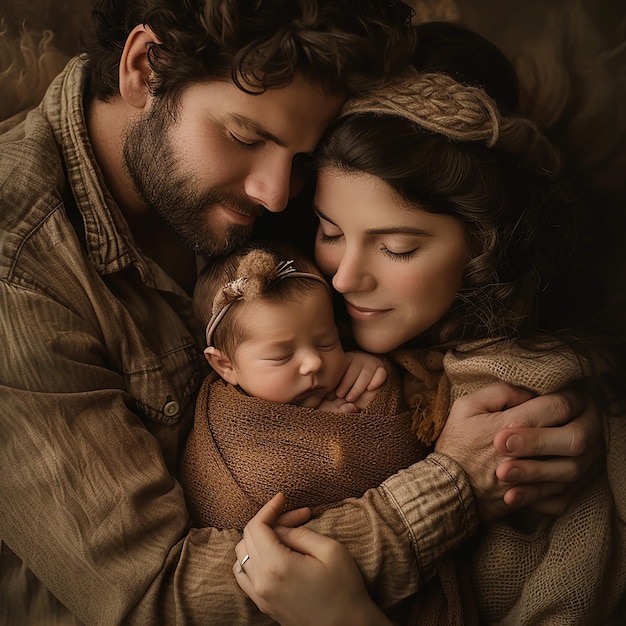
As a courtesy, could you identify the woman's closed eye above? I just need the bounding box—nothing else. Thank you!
[317,230,342,244]
[379,243,419,261]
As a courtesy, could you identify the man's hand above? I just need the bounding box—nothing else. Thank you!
[435,383,601,520]
[493,389,601,514]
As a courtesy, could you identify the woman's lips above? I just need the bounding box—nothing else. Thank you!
[344,300,391,320]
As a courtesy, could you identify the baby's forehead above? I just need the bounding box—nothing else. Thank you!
[242,287,334,331]
[258,279,331,306]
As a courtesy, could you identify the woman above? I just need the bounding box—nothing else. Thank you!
[234,22,626,625]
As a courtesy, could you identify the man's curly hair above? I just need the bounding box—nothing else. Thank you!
[82,0,417,104]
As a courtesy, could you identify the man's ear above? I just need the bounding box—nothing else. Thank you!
[204,347,239,386]
[119,24,159,108]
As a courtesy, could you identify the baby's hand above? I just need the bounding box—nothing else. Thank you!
[317,397,360,413]
[335,351,387,403]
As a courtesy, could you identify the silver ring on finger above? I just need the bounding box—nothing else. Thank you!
[237,553,250,574]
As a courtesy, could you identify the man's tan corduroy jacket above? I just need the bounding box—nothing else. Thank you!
[0,56,478,625]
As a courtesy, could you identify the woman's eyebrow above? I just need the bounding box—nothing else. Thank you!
[312,206,337,225]
[313,206,432,236]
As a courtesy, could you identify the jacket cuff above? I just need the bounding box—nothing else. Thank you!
[380,452,479,577]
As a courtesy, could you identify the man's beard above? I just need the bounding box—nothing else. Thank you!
[122,100,263,256]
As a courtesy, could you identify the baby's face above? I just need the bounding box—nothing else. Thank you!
[229,285,349,407]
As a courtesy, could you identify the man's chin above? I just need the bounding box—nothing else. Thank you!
[222,224,254,252]
[191,225,253,256]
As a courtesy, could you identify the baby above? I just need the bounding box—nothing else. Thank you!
[194,242,387,412]
[180,242,425,529]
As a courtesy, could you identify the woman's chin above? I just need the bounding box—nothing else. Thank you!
[353,331,396,355]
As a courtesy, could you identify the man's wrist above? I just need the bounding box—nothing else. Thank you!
[381,453,479,571]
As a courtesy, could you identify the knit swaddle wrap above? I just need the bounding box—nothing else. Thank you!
[180,356,444,530]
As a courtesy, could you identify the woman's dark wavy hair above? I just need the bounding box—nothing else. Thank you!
[82,0,417,106]
[317,116,580,347]
[316,22,625,408]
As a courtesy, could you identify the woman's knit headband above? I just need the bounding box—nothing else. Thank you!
[205,257,330,348]
[340,69,561,172]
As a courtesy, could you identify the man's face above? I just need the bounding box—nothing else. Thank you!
[123,76,344,256]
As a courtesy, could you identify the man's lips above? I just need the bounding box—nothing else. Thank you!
[220,203,262,225]
[344,300,392,320]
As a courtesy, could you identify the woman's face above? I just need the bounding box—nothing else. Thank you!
[313,168,468,353]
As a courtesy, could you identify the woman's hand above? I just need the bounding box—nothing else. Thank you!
[234,494,393,626]
[435,383,602,519]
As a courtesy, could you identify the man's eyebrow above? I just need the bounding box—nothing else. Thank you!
[228,113,286,147]
[313,206,432,236]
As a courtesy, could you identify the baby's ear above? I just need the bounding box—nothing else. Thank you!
[204,347,239,385]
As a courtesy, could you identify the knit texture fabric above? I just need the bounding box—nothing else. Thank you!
[444,339,588,401]
[180,356,447,530]
[444,340,626,625]
[180,339,626,624]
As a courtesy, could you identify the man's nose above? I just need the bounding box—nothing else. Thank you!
[244,155,292,213]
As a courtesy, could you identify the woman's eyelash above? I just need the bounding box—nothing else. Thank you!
[318,232,341,243]
[318,228,417,259]
[381,246,418,261]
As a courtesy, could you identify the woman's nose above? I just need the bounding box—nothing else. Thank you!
[331,251,374,294]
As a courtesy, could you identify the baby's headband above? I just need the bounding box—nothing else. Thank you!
[340,69,560,172]
[205,256,330,348]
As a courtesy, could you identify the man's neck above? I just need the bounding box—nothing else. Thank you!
[86,96,142,219]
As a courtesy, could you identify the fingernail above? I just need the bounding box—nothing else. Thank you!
[506,434,522,453]
[507,491,523,506]
[506,468,521,482]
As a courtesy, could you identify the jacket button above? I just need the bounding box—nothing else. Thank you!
[163,400,180,417]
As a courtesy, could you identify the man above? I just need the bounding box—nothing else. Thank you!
[0,1,597,622]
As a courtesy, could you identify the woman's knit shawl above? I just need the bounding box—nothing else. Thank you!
[443,340,626,625]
